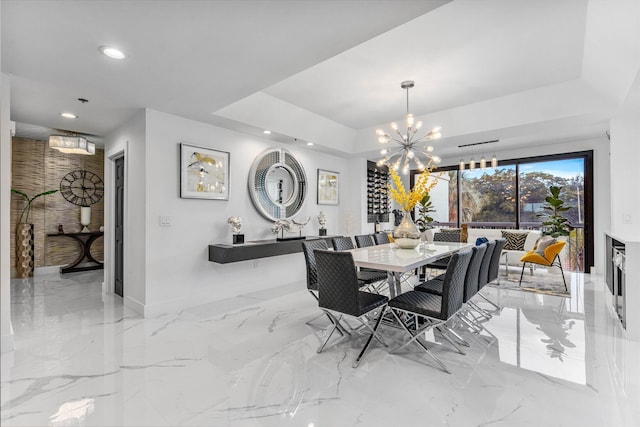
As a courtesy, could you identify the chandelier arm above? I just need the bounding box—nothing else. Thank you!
[393,128,406,141]
[388,137,408,146]
[411,135,433,144]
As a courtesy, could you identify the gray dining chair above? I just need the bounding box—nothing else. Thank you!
[315,250,389,368]
[387,249,473,373]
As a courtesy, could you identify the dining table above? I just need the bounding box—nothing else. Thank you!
[349,241,474,297]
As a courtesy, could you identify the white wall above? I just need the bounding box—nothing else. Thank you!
[105,106,613,316]
[103,110,147,315]
[438,136,610,273]
[610,111,640,240]
[132,109,351,315]
[1,73,14,352]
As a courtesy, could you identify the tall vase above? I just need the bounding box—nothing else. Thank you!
[393,210,421,249]
[15,223,34,278]
[80,206,91,233]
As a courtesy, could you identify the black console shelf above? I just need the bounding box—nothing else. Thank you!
[209,236,337,264]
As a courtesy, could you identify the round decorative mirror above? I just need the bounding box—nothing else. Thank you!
[248,147,307,220]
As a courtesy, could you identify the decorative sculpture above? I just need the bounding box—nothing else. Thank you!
[227,216,242,234]
[227,216,244,244]
[317,211,327,236]
[271,216,311,240]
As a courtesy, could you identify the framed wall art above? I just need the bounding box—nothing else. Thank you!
[317,169,339,205]
[180,143,230,200]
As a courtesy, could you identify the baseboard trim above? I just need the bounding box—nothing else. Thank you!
[123,295,145,317]
[123,295,189,318]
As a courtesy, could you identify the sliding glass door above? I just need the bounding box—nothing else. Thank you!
[411,151,593,271]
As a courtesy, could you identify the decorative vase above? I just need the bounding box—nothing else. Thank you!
[80,206,91,233]
[15,223,34,278]
[393,210,421,249]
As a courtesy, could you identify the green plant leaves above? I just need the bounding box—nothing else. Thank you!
[537,185,572,237]
[11,188,59,224]
[415,193,436,232]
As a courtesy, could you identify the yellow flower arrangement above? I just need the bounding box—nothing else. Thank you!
[388,167,438,211]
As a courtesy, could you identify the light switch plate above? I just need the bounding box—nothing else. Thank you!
[159,216,172,227]
[623,214,632,224]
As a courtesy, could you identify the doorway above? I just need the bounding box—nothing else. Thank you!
[114,156,124,297]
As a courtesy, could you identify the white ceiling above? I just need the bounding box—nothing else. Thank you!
[263,0,587,129]
[2,0,639,158]
[1,0,445,136]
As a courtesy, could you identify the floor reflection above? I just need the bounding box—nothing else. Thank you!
[3,270,638,427]
[489,291,586,384]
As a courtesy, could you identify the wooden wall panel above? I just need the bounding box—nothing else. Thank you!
[11,137,104,276]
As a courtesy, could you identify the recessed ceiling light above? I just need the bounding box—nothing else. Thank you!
[60,112,77,119]
[306,142,314,146]
[99,46,126,60]
[263,130,271,134]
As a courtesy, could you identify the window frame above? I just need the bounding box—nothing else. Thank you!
[410,150,593,269]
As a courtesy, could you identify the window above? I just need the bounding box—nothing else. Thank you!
[460,166,516,227]
[519,159,585,227]
[409,151,593,271]
[428,171,457,225]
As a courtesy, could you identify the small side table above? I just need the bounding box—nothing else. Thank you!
[46,231,104,274]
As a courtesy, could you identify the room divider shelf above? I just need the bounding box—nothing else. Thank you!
[367,161,390,223]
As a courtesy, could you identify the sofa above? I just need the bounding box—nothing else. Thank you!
[430,227,542,271]
[467,228,541,270]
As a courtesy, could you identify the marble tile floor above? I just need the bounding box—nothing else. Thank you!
[1,271,639,426]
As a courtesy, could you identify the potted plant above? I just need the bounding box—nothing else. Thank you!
[11,188,58,277]
[537,185,572,238]
[415,193,436,241]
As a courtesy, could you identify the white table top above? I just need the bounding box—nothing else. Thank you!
[350,242,473,273]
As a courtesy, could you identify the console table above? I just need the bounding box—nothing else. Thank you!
[47,231,104,273]
[209,236,336,264]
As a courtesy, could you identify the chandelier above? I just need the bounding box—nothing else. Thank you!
[49,135,95,155]
[375,80,442,174]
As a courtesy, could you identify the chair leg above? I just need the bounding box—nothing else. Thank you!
[305,311,334,327]
[519,263,526,286]
[436,325,466,355]
[477,293,500,310]
[467,300,492,319]
[317,311,349,353]
[353,306,387,368]
[317,322,339,354]
[457,312,482,333]
[355,311,388,347]
[390,310,450,374]
[556,256,568,292]
[440,323,470,348]
[305,291,343,333]
[503,252,509,279]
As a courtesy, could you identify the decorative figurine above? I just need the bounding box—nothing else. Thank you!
[227,216,244,244]
[317,211,327,236]
[271,216,311,241]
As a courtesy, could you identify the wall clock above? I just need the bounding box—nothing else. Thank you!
[60,170,104,206]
